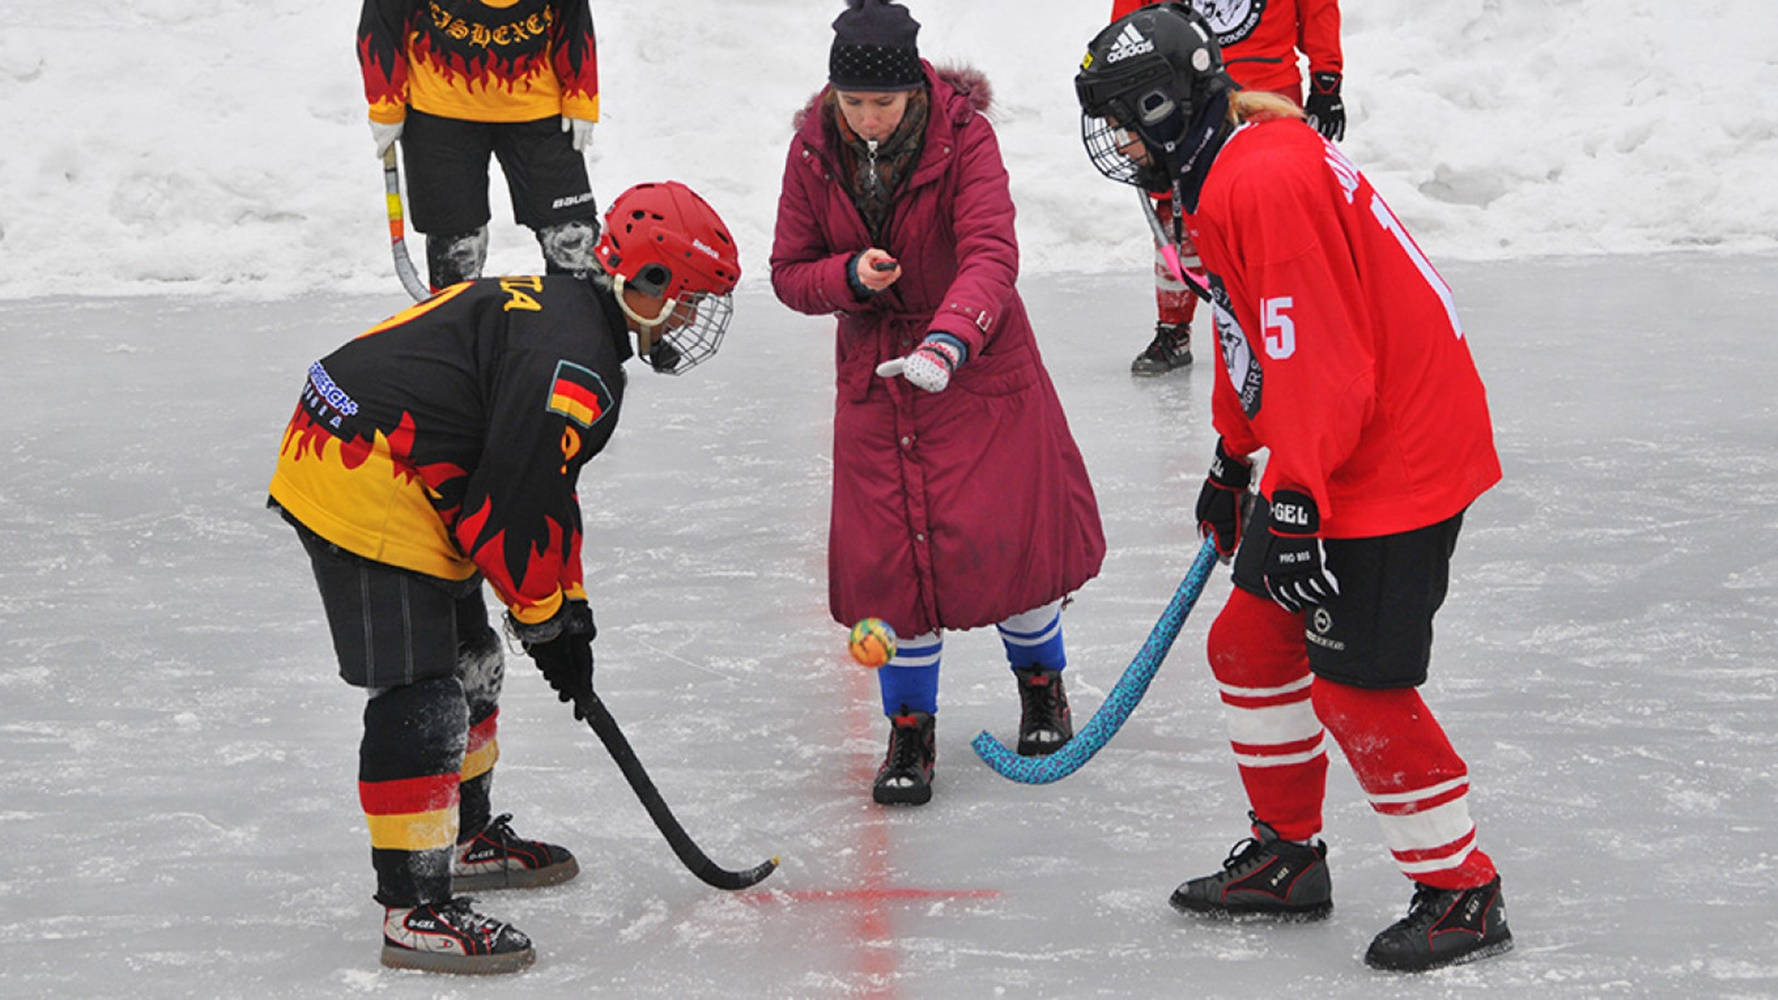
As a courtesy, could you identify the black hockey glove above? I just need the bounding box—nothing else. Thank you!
[1261,489,1340,614]
[1195,438,1255,562]
[513,600,597,720]
[1305,71,1346,142]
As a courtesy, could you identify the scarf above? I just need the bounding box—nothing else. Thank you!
[831,88,930,243]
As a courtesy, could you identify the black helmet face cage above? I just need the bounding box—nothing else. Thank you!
[1080,88,1185,193]
[647,289,732,375]
[1076,5,1219,191]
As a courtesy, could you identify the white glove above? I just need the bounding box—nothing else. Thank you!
[370,119,403,159]
[561,115,596,152]
[875,333,966,394]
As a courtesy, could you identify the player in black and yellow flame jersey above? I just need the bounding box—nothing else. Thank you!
[269,181,739,975]
[358,0,604,289]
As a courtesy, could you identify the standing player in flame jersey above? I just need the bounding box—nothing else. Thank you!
[1077,5,1513,973]
[357,0,604,291]
[1107,0,1344,377]
[268,181,739,975]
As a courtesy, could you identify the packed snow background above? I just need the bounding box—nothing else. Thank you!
[1,0,1776,298]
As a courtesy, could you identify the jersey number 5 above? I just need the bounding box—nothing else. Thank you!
[1262,296,1295,359]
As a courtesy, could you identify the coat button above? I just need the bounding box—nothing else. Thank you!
[900,436,912,447]
[915,533,925,542]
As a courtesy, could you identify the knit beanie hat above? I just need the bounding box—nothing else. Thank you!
[829,0,923,91]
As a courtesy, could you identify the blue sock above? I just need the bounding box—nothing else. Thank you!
[998,600,1066,672]
[878,633,941,716]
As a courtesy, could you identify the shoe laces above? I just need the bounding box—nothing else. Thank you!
[1018,672,1063,726]
[887,715,926,772]
[474,813,516,850]
[1401,881,1450,922]
[1220,835,1268,874]
[434,896,500,936]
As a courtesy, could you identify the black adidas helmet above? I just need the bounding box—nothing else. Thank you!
[1075,3,1231,191]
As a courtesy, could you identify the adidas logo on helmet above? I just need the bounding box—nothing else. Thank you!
[1105,22,1154,63]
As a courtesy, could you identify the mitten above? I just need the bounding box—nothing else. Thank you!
[875,332,968,393]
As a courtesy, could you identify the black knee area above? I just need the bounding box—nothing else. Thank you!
[360,677,468,784]
[425,228,487,288]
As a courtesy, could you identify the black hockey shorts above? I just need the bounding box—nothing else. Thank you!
[1233,500,1467,689]
[402,108,598,234]
[296,524,486,689]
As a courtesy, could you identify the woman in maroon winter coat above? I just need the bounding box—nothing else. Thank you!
[771,0,1105,806]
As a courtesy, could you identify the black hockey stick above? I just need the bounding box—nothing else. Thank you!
[381,146,430,301]
[577,692,779,890]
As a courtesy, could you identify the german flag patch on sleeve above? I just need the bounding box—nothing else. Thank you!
[546,360,613,428]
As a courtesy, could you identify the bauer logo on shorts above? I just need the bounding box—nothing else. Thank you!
[546,361,614,428]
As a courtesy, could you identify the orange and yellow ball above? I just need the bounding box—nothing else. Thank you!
[847,617,898,668]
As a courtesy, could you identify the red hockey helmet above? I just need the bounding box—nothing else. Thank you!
[593,181,742,374]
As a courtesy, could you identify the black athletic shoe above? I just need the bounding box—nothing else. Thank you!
[452,813,580,891]
[1131,323,1193,375]
[872,711,935,805]
[380,896,535,975]
[1014,667,1073,756]
[1169,814,1333,920]
[1364,876,1513,972]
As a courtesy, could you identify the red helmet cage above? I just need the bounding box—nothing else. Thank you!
[593,181,741,300]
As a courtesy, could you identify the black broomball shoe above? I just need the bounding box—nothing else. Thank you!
[1013,667,1073,756]
[872,711,936,805]
[1170,813,1333,920]
[1131,322,1193,375]
[381,896,535,975]
[452,813,580,891]
[1364,875,1513,972]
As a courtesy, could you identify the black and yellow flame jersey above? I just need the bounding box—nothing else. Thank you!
[358,0,600,125]
[270,275,630,627]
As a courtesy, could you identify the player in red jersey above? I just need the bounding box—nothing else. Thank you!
[1107,0,1344,375]
[1076,5,1512,973]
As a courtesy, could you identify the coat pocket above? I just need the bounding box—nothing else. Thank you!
[952,343,1037,397]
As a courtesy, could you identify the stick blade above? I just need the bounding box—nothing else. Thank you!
[697,855,781,891]
[970,729,1079,784]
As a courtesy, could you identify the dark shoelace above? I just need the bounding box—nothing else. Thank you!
[435,897,501,936]
[1220,837,1266,873]
[887,720,925,773]
[1020,676,1064,730]
[479,813,516,850]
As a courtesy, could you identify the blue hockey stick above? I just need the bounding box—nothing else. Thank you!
[971,538,1221,784]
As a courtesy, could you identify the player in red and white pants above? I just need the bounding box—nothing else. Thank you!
[1076,2,1505,973]
[1108,0,1344,376]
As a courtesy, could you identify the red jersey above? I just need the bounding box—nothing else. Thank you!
[1186,118,1500,538]
[1109,0,1342,97]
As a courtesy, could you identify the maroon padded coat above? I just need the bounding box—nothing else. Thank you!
[770,62,1106,637]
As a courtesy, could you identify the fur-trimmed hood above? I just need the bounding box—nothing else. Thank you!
[791,61,993,136]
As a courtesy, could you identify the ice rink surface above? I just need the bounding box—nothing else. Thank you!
[3,253,1775,998]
